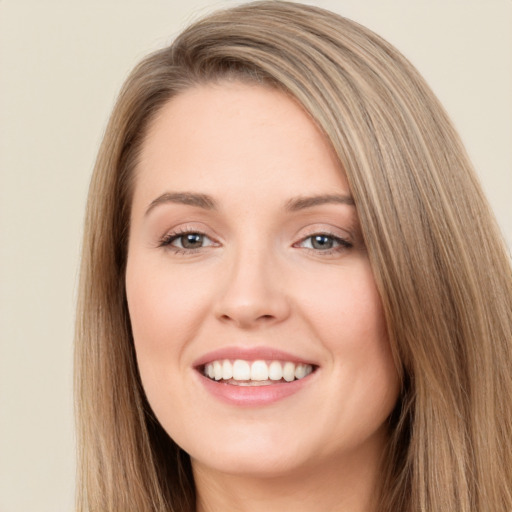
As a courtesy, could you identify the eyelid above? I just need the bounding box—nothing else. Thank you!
[158,224,220,250]
[294,232,352,252]
[291,223,355,256]
[169,232,215,248]
[294,223,354,241]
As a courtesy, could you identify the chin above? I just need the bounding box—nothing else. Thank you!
[191,446,311,479]
[182,425,314,478]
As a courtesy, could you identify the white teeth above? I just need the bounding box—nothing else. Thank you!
[232,360,251,380]
[203,359,314,383]
[295,364,309,379]
[213,361,223,381]
[250,360,269,381]
[222,359,233,380]
[268,360,283,381]
[283,362,296,382]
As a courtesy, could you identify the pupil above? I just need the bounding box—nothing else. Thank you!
[312,235,333,250]
[182,233,203,248]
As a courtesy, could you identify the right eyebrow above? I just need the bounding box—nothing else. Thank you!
[145,192,218,216]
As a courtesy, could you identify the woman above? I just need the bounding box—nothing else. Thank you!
[75,2,512,511]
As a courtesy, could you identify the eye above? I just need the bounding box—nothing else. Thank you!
[159,230,217,252]
[296,233,352,253]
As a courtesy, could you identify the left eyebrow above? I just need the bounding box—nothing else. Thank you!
[284,194,355,211]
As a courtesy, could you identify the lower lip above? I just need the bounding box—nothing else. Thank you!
[198,373,314,407]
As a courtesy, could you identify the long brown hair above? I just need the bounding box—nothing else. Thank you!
[75,2,512,510]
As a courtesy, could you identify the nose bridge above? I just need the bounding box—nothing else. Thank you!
[215,235,290,328]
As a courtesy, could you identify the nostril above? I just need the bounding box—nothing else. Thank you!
[219,313,275,324]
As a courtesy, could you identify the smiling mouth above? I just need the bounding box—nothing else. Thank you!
[202,359,315,385]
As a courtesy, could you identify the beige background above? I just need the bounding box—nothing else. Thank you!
[0,1,510,510]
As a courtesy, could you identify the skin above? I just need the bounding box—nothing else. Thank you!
[126,82,400,512]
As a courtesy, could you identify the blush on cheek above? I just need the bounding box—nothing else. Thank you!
[127,275,212,363]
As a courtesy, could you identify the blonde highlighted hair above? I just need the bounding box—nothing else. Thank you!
[75,2,512,511]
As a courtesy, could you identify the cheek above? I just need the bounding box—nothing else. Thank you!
[297,259,398,417]
[125,257,207,431]
[125,256,210,369]
[335,272,399,428]
[296,259,388,350]
[328,264,394,380]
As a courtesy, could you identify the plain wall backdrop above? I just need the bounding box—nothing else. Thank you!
[0,1,510,510]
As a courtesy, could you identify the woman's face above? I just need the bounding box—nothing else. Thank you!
[126,82,399,478]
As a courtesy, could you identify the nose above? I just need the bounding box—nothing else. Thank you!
[214,247,291,329]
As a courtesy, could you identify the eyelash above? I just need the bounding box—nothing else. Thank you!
[158,228,216,255]
[158,229,353,256]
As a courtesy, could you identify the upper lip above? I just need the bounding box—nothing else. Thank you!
[192,346,318,369]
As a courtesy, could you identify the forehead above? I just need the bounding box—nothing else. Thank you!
[133,82,349,210]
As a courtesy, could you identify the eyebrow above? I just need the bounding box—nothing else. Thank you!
[145,191,354,216]
[284,193,355,211]
[145,192,218,215]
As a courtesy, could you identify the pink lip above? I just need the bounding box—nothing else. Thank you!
[198,373,314,407]
[193,346,316,368]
